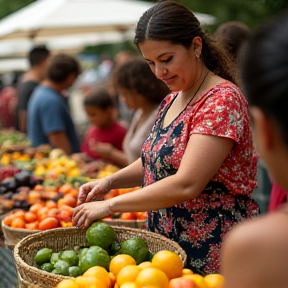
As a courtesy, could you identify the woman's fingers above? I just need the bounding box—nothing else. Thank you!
[77,181,97,204]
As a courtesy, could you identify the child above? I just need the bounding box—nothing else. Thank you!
[79,88,127,164]
[221,11,288,288]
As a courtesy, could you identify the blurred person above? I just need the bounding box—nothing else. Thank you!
[73,88,126,169]
[16,45,50,133]
[27,53,81,154]
[221,11,288,288]
[93,57,169,167]
[213,21,250,65]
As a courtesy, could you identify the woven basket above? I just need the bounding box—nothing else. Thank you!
[103,218,146,229]
[1,220,38,249]
[14,226,187,288]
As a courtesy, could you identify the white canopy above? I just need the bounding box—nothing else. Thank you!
[0,0,216,41]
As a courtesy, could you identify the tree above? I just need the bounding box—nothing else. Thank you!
[0,0,36,20]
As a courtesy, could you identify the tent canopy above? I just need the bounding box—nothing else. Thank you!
[0,0,216,41]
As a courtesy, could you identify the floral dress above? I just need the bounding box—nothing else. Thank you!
[141,81,260,275]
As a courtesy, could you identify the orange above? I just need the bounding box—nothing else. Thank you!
[204,274,225,288]
[109,272,116,288]
[120,283,137,288]
[182,268,194,276]
[138,262,155,269]
[151,250,183,279]
[29,203,44,214]
[46,200,58,209]
[11,217,25,229]
[4,215,14,226]
[56,279,78,288]
[25,221,39,230]
[120,213,137,220]
[183,274,209,288]
[37,207,49,221]
[84,277,107,288]
[38,217,59,230]
[135,267,169,288]
[117,265,141,287]
[62,195,77,208]
[109,255,136,276]
[75,276,87,288]
[83,266,110,287]
[24,212,38,223]
[12,210,25,220]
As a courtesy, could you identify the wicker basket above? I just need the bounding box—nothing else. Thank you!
[103,218,146,229]
[1,220,38,249]
[14,226,187,288]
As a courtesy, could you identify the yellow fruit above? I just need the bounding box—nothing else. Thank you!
[75,276,87,288]
[109,272,116,288]
[109,254,136,276]
[138,261,155,269]
[204,274,225,288]
[151,250,183,279]
[135,267,169,288]
[56,279,78,288]
[183,274,209,288]
[120,283,137,288]
[182,268,194,276]
[117,265,141,287]
[83,266,110,287]
[85,277,107,288]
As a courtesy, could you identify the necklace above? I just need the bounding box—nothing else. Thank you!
[185,70,210,107]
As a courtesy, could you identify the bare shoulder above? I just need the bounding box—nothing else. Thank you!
[221,211,288,288]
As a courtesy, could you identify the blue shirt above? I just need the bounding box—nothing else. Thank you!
[27,85,80,153]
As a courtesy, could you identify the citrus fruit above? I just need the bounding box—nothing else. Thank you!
[120,283,137,288]
[41,262,54,272]
[204,274,225,288]
[50,252,60,265]
[34,248,53,266]
[138,261,155,269]
[117,265,141,286]
[53,260,70,276]
[182,268,194,276]
[135,267,169,288]
[109,254,136,276]
[83,266,110,287]
[79,246,110,273]
[86,221,116,250]
[183,274,209,288]
[56,279,78,288]
[69,266,82,278]
[59,250,79,266]
[151,250,183,279]
[120,238,149,264]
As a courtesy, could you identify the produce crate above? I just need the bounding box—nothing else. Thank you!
[14,226,187,288]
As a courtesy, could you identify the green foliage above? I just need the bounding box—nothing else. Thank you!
[0,0,36,19]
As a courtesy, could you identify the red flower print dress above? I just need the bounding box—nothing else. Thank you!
[141,81,259,275]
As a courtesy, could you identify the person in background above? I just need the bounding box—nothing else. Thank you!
[213,21,250,65]
[73,1,259,275]
[27,53,81,154]
[221,11,288,288]
[93,57,169,167]
[16,45,50,133]
[74,88,126,168]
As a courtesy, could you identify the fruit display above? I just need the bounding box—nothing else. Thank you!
[0,130,30,153]
[31,222,224,288]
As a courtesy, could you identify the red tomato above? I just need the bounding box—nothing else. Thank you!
[38,217,59,230]
[120,212,137,220]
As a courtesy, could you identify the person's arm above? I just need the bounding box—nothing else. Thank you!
[19,110,27,133]
[48,131,72,155]
[73,134,233,227]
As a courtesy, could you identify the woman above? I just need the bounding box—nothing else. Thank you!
[73,1,259,275]
[221,11,288,288]
[92,57,170,167]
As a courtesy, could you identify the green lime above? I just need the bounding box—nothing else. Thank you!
[59,250,79,266]
[79,246,110,274]
[86,221,116,250]
[68,266,82,277]
[34,248,53,266]
[120,238,149,264]
[50,252,59,265]
[41,262,54,273]
[109,241,121,256]
[53,260,70,276]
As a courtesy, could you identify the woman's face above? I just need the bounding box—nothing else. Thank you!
[138,39,200,92]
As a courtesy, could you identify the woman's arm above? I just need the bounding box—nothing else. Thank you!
[73,134,234,227]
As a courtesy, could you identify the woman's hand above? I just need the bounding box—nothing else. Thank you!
[72,200,111,228]
[77,178,111,206]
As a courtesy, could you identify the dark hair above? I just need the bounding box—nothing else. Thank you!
[28,45,50,67]
[84,88,114,110]
[241,10,288,145]
[113,56,170,104]
[213,21,251,62]
[46,54,81,83]
[134,1,236,83]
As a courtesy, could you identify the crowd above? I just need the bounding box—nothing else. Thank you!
[0,1,287,286]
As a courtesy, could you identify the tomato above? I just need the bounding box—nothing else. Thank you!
[29,203,45,214]
[37,207,49,221]
[25,221,39,230]
[11,217,26,229]
[4,215,15,226]
[45,200,58,209]
[120,212,137,220]
[39,217,59,230]
[169,277,196,288]
[47,208,59,217]
[62,195,77,208]
[58,183,73,195]
[104,189,119,200]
